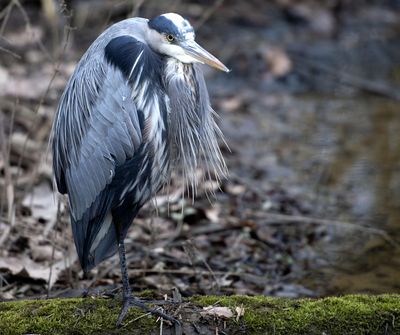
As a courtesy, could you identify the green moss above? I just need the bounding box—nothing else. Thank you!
[0,294,399,334]
[191,294,400,334]
[0,298,157,335]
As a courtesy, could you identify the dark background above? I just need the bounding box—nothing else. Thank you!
[0,0,400,301]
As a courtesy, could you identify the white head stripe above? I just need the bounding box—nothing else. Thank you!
[162,13,191,30]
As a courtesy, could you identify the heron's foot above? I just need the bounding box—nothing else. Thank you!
[116,296,181,328]
[116,296,131,327]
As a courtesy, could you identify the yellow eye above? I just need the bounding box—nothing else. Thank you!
[166,34,175,42]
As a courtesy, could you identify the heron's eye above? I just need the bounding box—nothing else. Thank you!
[166,34,175,43]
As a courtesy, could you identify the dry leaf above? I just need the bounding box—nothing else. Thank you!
[0,66,8,87]
[5,26,44,47]
[0,251,76,288]
[22,181,57,225]
[0,256,49,282]
[219,96,243,113]
[0,257,24,275]
[226,184,246,195]
[202,306,234,319]
[29,240,63,262]
[217,276,233,288]
[205,206,221,223]
[235,306,245,321]
[1,73,51,99]
[261,46,292,78]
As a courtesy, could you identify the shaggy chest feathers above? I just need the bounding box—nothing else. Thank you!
[159,58,227,195]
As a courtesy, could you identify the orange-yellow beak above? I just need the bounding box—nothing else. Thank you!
[182,40,230,72]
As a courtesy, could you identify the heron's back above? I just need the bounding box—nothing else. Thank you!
[52,17,170,271]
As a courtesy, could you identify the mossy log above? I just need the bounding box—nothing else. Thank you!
[0,294,399,334]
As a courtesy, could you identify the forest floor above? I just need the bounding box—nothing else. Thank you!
[1,0,400,308]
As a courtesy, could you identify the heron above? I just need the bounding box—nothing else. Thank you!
[52,13,229,325]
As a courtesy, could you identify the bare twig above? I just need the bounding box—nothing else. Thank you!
[185,240,220,290]
[47,198,62,297]
[120,311,153,329]
[15,14,73,193]
[0,45,20,58]
[195,0,224,29]
[263,212,399,249]
[230,173,398,248]
[129,0,145,18]
[13,0,53,61]
[126,268,244,278]
[0,102,16,246]
[0,1,13,37]
[159,307,164,335]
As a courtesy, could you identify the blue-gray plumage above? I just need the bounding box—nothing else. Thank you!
[52,12,229,326]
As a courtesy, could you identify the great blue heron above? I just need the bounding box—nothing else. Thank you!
[52,13,229,325]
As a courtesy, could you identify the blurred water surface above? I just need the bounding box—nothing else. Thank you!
[222,91,400,294]
[293,96,400,295]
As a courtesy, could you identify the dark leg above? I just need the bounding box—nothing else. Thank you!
[116,238,132,326]
[115,234,180,329]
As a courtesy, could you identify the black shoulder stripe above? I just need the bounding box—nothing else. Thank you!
[104,35,144,79]
[104,35,164,86]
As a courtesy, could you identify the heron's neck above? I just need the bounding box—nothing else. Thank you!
[163,58,227,194]
[164,58,194,87]
[163,57,198,128]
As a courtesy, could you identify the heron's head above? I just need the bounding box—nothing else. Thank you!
[147,13,229,72]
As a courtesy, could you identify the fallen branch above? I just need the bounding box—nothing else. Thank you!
[289,51,400,101]
[262,212,399,249]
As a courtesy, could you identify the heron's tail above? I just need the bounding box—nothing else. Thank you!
[71,211,118,273]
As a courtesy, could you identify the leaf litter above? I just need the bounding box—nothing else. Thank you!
[1,0,399,304]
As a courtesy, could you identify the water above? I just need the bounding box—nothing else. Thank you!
[281,95,400,295]
[222,92,400,295]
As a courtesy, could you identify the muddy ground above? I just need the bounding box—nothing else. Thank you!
[0,0,400,302]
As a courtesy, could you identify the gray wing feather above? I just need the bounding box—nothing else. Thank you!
[53,60,142,220]
[52,20,165,271]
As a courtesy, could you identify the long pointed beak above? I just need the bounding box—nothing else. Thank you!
[182,40,230,72]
